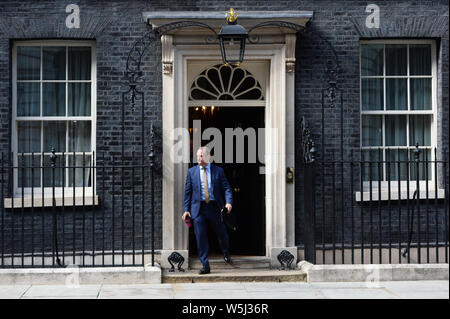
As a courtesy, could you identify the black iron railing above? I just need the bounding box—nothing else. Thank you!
[2,144,448,267]
[0,150,156,268]
[302,143,449,265]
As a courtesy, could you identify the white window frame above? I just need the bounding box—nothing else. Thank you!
[8,40,97,206]
[358,39,444,201]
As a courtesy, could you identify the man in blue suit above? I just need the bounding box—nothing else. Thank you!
[182,146,233,274]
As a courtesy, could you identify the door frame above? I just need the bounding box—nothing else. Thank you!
[161,36,297,258]
[187,105,267,256]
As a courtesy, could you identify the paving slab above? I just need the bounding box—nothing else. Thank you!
[101,283,174,290]
[318,288,396,299]
[98,283,174,299]
[243,282,312,292]
[246,291,324,299]
[22,284,101,298]
[21,296,99,299]
[0,285,31,299]
[173,290,251,299]
[98,288,174,299]
[172,282,246,291]
[383,280,449,288]
[385,291,449,299]
[2,280,448,299]
[381,280,449,299]
[309,281,386,289]
[171,282,251,299]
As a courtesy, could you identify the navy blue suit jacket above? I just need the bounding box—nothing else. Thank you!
[183,164,233,219]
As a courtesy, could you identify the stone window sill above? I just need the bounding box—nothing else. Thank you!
[3,195,99,209]
[355,189,445,202]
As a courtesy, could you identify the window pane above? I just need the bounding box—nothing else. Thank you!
[68,83,91,116]
[17,82,40,116]
[410,78,432,110]
[43,83,65,116]
[386,78,407,110]
[68,47,91,80]
[221,37,243,65]
[17,46,40,80]
[409,115,431,147]
[361,78,383,110]
[68,121,91,152]
[68,154,91,187]
[43,121,66,152]
[191,89,217,100]
[362,150,383,181]
[17,154,41,188]
[43,154,64,187]
[385,115,407,146]
[361,44,383,76]
[410,149,431,181]
[362,115,382,147]
[386,149,408,181]
[18,122,40,153]
[386,45,407,76]
[410,44,431,76]
[43,47,66,80]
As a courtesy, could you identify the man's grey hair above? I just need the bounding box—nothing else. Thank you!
[197,146,211,156]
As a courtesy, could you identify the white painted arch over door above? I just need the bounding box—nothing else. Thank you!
[161,42,295,257]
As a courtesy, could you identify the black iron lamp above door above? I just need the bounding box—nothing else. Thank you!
[218,8,248,67]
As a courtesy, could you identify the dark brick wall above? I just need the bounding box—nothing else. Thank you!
[292,0,449,248]
[0,0,164,257]
[0,0,448,259]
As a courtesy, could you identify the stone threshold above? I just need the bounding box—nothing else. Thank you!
[187,256,271,270]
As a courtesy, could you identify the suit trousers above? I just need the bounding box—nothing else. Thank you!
[193,200,230,268]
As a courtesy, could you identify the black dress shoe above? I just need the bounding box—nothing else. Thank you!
[199,267,210,275]
[224,253,232,264]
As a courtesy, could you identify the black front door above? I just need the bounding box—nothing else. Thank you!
[188,106,265,256]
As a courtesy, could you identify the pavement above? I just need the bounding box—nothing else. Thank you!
[0,280,448,299]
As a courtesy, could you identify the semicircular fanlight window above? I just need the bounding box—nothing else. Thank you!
[190,64,264,101]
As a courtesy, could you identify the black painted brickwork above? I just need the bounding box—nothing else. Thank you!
[0,0,448,258]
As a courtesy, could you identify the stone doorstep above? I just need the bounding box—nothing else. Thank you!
[163,256,304,283]
[188,256,271,270]
[299,262,449,282]
[162,269,307,283]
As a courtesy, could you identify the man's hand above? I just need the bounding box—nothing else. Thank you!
[225,203,232,214]
[182,211,191,222]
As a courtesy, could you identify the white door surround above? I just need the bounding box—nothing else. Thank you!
[145,11,313,263]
